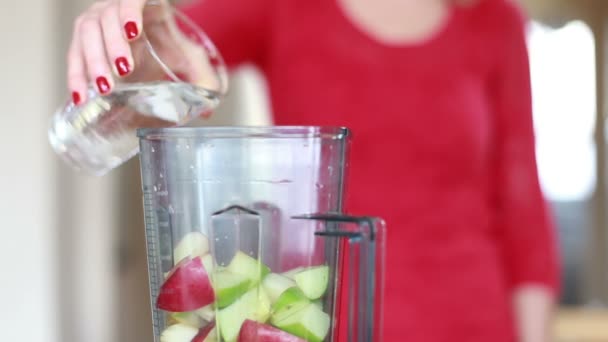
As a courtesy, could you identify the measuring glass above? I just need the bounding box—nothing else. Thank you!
[48,1,228,176]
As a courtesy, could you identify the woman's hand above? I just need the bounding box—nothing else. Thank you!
[513,284,556,342]
[67,0,169,104]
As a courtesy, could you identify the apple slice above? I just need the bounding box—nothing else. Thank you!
[238,320,306,342]
[169,311,204,328]
[195,305,216,322]
[174,232,210,264]
[160,323,198,342]
[217,287,271,342]
[227,251,270,285]
[271,304,330,342]
[192,322,216,342]
[201,254,214,274]
[157,256,215,312]
[263,273,296,303]
[271,287,309,314]
[293,266,329,300]
[281,267,304,280]
[212,271,251,308]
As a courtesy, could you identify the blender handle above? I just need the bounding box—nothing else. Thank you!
[292,214,386,342]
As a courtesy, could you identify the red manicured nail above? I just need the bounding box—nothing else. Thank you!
[115,57,130,76]
[124,21,138,40]
[96,76,110,94]
[72,91,81,105]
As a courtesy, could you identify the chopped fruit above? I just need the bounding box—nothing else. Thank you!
[227,251,271,285]
[238,320,306,342]
[157,256,215,312]
[160,323,198,342]
[195,305,216,322]
[271,287,309,314]
[281,267,304,280]
[293,266,329,300]
[271,304,330,342]
[217,287,271,342]
[263,273,296,303]
[173,232,210,264]
[213,271,252,308]
[169,311,204,328]
[201,254,214,274]
[192,322,216,342]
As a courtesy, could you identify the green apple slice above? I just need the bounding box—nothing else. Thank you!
[226,251,270,285]
[271,287,309,314]
[262,273,296,302]
[217,287,271,342]
[271,303,330,342]
[169,311,204,328]
[173,232,210,265]
[212,271,251,308]
[160,323,199,342]
[293,266,329,300]
[281,267,304,280]
[201,254,214,274]
[194,305,216,322]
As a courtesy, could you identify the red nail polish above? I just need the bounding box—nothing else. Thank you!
[72,91,81,105]
[124,21,138,40]
[96,76,110,94]
[115,57,131,76]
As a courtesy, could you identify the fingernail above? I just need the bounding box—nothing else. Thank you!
[115,57,131,76]
[72,91,81,105]
[96,76,110,94]
[124,21,138,40]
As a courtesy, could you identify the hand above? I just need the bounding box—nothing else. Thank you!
[67,0,170,104]
[513,284,556,342]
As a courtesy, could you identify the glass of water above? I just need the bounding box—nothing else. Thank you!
[48,1,228,176]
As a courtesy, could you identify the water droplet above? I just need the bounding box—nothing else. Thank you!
[168,206,175,214]
[215,237,220,242]
[328,166,334,175]
[190,165,195,170]
[153,185,158,191]
[159,173,164,179]
[315,183,324,189]
[185,144,190,150]
[151,147,155,153]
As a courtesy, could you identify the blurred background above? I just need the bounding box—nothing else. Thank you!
[1,0,608,341]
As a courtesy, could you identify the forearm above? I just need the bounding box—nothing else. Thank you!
[512,284,556,342]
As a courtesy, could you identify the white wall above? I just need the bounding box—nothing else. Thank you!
[0,0,59,341]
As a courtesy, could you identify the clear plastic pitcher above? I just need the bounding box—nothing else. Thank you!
[138,126,385,342]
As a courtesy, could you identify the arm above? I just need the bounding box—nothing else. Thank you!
[486,2,560,341]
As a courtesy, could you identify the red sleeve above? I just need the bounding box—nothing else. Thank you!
[177,0,273,68]
[487,0,560,293]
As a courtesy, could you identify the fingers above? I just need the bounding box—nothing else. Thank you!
[119,0,149,41]
[79,11,114,95]
[100,3,134,77]
[67,16,88,105]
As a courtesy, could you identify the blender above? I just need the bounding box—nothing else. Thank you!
[137,126,386,341]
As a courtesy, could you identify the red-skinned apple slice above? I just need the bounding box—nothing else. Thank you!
[192,321,216,342]
[157,256,215,312]
[238,320,306,342]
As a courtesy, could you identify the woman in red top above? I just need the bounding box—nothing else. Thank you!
[66,0,559,340]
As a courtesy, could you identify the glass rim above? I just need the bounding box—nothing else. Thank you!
[137,126,351,140]
[142,1,229,95]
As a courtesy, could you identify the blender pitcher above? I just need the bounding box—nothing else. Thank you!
[138,126,385,342]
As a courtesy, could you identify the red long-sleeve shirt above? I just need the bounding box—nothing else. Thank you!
[181,0,560,340]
